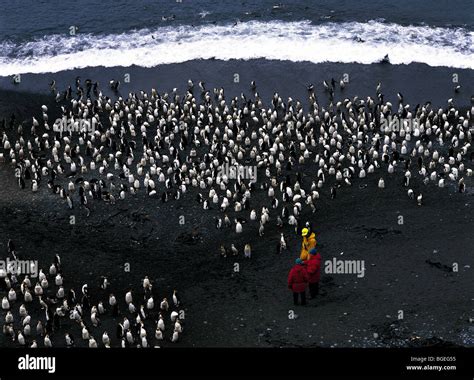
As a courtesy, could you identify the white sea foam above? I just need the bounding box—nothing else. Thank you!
[0,20,472,75]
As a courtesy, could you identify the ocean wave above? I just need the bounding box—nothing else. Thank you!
[0,20,472,75]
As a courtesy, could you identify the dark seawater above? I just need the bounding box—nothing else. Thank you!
[2,0,473,38]
[0,0,473,75]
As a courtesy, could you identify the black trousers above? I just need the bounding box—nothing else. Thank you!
[309,282,319,298]
[293,291,306,305]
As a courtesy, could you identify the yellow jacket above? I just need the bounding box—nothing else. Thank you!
[300,232,317,261]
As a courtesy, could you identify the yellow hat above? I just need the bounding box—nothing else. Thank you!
[301,228,309,237]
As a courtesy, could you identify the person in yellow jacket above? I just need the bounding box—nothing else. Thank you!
[300,228,317,261]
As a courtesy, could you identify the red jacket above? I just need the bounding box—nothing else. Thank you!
[288,264,309,292]
[305,253,322,283]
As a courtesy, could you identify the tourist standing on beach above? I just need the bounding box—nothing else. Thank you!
[305,248,322,299]
[288,259,309,306]
[300,227,317,261]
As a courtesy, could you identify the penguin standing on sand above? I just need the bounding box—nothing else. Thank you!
[66,194,73,209]
[54,254,61,271]
[172,290,179,307]
[280,233,287,251]
[65,333,74,347]
[7,240,16,258]
[109,80,120,93]
[81,284,90,309]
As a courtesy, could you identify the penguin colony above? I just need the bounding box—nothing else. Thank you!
[1,78,472,248]
[0,79,473,348]
[0,246,184,347]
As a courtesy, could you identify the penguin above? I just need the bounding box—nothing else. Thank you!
[417,193,423,206]
[65,333,74,347]
[147,297,154,310]
[101,277,109,290]
[244,244,251,258]
[126,330,134,345]
[89,336,98,348]
[81,324,90,340]
[155,327,163,340]
[235,220,243,233]
[125,290,133,304]
[174,320,183,333]
[109,294,116,308]
[280,233,287,251]
[157,315,165,332]
[172,290,179,307]
[102,332,110,346]
[66,194,73,209]
[170,311,179,323]
[7,239,16,256]
[160,298,169,311]
[109,80,120,92]
[139,305,147,320]
[36,321,44,336]
[143,276,152,291]
[224,214,231,228]
[2,296,10,310]
[220,244,227,258]
[44,334,52,348]
[250,209,257,221]
[18,331,26,346]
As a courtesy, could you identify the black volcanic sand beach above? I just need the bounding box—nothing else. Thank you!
[0,60,473,348]
[1,59,474,108]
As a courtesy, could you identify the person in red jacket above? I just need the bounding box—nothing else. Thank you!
[288,258,309,305]
[305,248,322,298]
